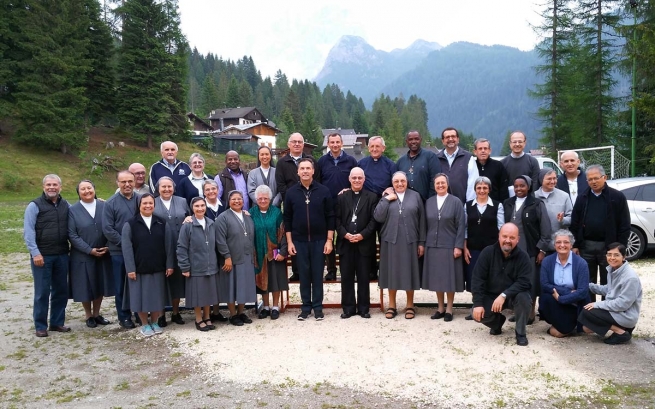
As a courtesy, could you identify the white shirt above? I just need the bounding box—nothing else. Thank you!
[197,217,206,230]
[567,178,579,204]
[80,200,96,219]
[436,193,448,209]
[160,198,171,210]
[230,209,244,222]
[142,215,152,229]
[206,199,221,212]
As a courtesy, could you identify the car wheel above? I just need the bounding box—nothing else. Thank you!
[626,227,646,261]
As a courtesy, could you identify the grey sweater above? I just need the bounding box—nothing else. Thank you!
[590,261,642,328]
[534,187,573,250]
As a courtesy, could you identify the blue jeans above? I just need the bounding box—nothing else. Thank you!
[294,240,326,314]
[111,255,131,321]
[31,254,69,331]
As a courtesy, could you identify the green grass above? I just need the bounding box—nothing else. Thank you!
[0,127,255,254]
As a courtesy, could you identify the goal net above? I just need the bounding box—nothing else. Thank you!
[557,146,631,180]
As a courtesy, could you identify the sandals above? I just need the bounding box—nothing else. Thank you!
[385,308,397,319]
[405,307,416,320]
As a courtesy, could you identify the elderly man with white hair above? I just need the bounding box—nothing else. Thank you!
[148,140,191,195]
[335,167,378,318]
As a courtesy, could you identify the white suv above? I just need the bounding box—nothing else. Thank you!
[606,177,655,260]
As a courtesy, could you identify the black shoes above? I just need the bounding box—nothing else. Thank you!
[258,309,271,319]
[195,321,211,331]
[604,331,632,345]
[359,312,371,319]
[465,314,473,321]
[516,333,529,346]
[340,312,354,319]
[431,310,445,320]
[270,309,280,320]
[210,312,229,322]
[120,319,136,329]
[297,312,309,321]
[94,315,111,325]
[134,313,142,326]
[289,273,300,282]
[315,312,325,321]
[171,313,185,325]
[324,273,337,281]
[444,313,453,322]
[229,315,244,326]
[86,317,97,328]
[157,315,167,328]
[239,313,253,324]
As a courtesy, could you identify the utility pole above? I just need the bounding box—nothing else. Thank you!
[631,0,638,177]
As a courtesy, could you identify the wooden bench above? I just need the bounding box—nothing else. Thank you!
[280,245,385,313]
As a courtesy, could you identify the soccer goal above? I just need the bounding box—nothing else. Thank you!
[557,146,631,180]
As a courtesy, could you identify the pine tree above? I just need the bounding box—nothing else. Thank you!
[83,0,115,127]
[199,76,219,118]
[13,0,91,153]
[226,76,240,107]
[116,0,188,148]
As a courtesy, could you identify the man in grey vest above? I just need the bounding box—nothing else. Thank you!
[436,127,478,203]
[23,174,71,337]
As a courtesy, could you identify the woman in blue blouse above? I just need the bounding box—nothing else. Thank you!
[539,229,589,337]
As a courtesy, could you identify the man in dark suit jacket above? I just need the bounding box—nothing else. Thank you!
[335,167,379,318]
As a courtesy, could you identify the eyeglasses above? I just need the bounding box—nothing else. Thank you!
[257,197,270,201]
[133,172,146,176]
[289,140,303,145]
[510,141,525,145]
[606,252,622,258]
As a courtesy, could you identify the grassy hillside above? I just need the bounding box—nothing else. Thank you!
[0,126,255,253]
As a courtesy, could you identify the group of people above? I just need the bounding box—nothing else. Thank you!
[24,130,643,346]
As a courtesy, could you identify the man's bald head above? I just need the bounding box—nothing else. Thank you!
[499,223,520,256]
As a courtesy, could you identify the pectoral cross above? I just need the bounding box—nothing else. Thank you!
[244,231,248,236]
[205,240,209,245]
[408,166,414,174]
[168,215,172,219]
[305,198,310,204]
[399,209,402,215]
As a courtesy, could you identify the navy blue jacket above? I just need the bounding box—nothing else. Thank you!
[556,169,588,204]
[317,151,357,201]
[284,181,335,242]
[396,148,441,201]
[540,252,590,305]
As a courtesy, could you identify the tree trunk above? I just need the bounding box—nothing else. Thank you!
[596,0,603,144]
[551,0,558,154]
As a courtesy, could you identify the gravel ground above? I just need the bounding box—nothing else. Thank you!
[1,253,655,408]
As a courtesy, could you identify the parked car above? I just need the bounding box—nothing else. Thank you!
[606,177,655,260]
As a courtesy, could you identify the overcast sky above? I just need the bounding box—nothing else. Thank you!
[179,0,545,81]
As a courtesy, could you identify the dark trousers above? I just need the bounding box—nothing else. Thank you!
[538,292,580,334]
[31,254,69,331]
[580,240,608,301]
[578,307,632,336]
[325,250,337,276]
[295,240,326,314]
[479,291,532,336]
[111,255,131,321]
[339,245,372,314]
[465,249,482,293]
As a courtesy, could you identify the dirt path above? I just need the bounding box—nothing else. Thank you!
[1,253,654,408]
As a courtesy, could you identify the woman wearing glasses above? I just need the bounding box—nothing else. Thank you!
[578,242,642,345]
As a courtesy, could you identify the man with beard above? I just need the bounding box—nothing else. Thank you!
[395,130,441,201]
[436,127,479,203]
[472,223,533,346]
